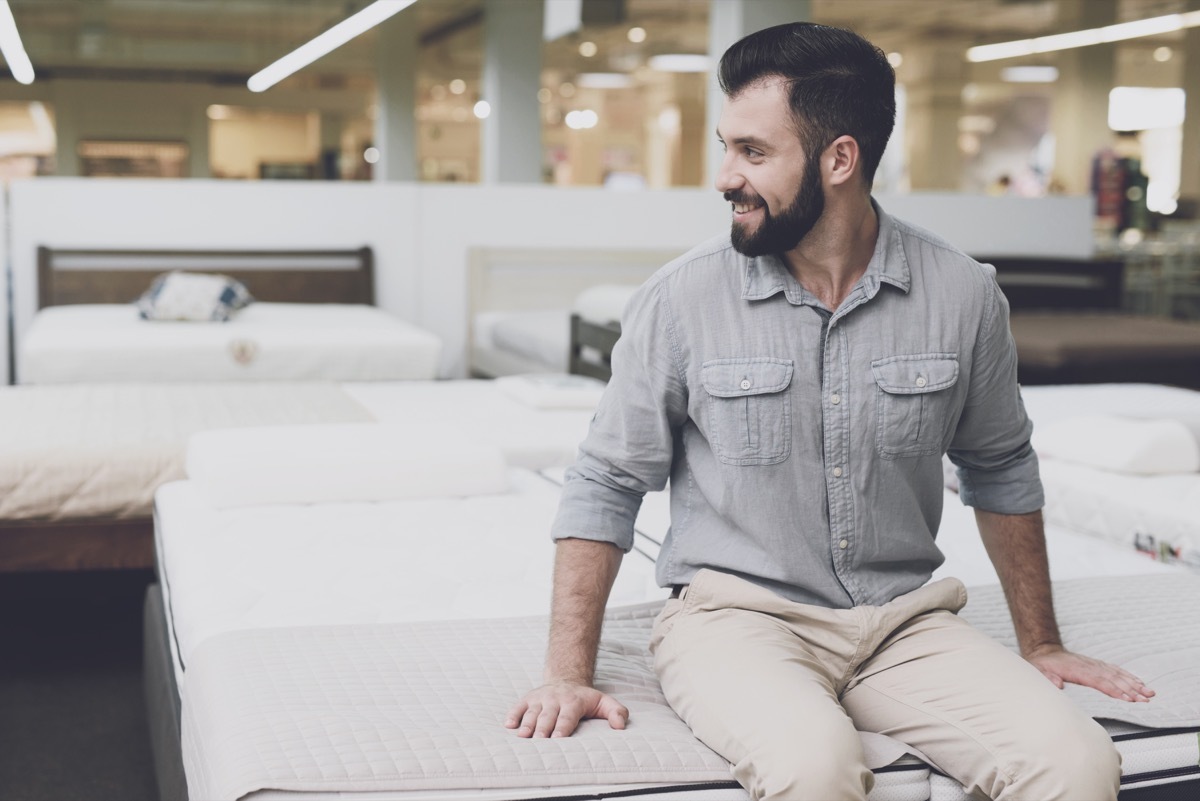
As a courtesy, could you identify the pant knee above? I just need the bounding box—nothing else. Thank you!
[1006,721,1120,801]
[733,738,873,801]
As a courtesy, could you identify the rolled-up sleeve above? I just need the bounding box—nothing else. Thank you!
[946,273,1044,514]
[551,279,688,551]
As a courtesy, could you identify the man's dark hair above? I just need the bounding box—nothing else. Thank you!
[718,22,896,185]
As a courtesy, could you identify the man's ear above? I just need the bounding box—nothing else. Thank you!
[826,135,861,187]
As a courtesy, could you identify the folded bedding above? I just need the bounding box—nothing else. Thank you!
[1033,414,1200,475]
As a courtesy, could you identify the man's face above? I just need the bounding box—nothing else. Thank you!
[715,80,825,257]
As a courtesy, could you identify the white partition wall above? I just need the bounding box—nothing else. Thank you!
[6,179,1095,381]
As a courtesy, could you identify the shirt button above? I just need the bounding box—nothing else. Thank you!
[839,539,849,550]
[740,378,751,390]
[832,466,843,478]
[830,393,841,405]
[915,376,927,388]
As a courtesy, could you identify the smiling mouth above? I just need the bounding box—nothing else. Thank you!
[732,203,762,215]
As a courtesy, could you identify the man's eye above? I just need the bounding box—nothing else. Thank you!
[746,149,763,159]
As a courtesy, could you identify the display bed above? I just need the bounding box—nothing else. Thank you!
[0,376,604,572]
[18,245,441,384]
[146,466,1199,800]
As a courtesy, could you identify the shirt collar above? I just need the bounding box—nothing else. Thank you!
[740,199,912,307]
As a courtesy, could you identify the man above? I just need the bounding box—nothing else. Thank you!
[506,22,1152,801]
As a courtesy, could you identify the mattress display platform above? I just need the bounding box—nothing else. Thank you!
[166,574,1200,801]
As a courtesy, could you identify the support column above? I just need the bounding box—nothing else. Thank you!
[320,112,344,179]
[705,0,811,187]
[375,5,418,182]
[1180,0,1200,210]
[1049,0,1117,196]
[905,42,968,190]
[481,0,543,184]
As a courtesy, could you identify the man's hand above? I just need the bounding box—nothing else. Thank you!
[505,682,629,738]
[1025,643,1155,703]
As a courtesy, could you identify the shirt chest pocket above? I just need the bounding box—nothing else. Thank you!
[701,358,793,466]
[871,353,959,458]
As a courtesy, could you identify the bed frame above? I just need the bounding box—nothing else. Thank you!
[1,246,375,574]
[36,245,375,309]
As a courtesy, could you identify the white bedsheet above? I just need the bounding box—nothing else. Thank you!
[20,303,442,383]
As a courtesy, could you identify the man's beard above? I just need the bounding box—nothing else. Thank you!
[728,152,825,258]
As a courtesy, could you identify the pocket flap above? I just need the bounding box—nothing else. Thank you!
[701,358,794,398]
[871,354,958,394]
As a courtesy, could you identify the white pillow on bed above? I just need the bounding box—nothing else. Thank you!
[1033,415,1200,475]
[572,284,638,324]
[137,271,254,322]
[186,424,509,509]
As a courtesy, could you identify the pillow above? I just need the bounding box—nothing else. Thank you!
[1032,414,1200,475]
[495,373,606,409]
[185,423,510,509]
[136,271,254,322]
[572,284,639,324]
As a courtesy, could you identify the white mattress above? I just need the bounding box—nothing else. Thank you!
[155,470,665,687]
[179,576,1200,801]
[161,467,1197,800]
[19,303,442,383]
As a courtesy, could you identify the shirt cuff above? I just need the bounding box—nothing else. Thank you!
[550,473,640,553]
[957,459,1045,515]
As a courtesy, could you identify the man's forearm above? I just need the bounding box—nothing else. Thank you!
[544,538,624,685]
[975,508,1062,657]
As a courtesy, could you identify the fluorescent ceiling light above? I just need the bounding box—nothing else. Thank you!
[576,72,635,89]
[248,0,417,92]
[968,12,1200,63]
[0,0,34,85]
[1000,66,1059,83]
[1108,86,1185,131]
[648,54,710,73]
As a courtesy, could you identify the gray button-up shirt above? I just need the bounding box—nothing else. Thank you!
[552,203,1043,608]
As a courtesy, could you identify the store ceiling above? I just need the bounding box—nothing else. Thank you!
[2,0,1191,90]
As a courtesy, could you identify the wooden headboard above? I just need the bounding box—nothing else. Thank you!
[36,246,375,308]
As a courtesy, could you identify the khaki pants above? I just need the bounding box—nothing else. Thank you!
[649,570,1120,801]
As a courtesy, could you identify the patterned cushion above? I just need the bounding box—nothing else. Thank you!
[136,271,254,322]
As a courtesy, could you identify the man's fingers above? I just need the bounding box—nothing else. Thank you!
[504,701,528,729]
[534,703,561,738]
[596,696,630,729]
[517,704,541,737]
[552,703,585,738]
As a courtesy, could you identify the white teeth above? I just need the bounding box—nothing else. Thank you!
[733,204,757,214]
